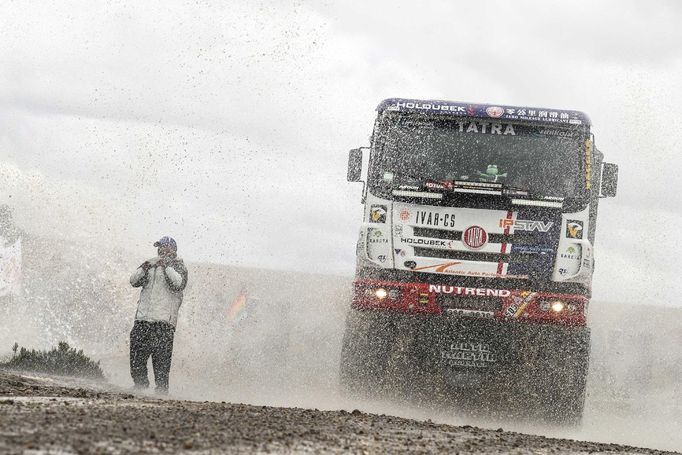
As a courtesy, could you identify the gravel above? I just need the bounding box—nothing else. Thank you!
[0,370,676,454]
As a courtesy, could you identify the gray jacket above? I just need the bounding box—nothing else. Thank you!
[130,256,188,327]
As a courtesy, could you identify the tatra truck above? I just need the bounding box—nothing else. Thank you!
[341,98,618,424]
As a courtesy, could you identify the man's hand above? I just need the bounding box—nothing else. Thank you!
[141,261,152,271]
[157,258,171,268]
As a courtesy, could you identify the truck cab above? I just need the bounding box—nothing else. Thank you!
[341,98,618,424]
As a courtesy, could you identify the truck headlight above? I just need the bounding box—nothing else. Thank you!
[550,300,565,313]
[375,288,388,300]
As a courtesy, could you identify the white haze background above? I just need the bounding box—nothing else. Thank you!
[1,1,681,305]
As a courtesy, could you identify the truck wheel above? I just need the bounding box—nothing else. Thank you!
[533,327,590,426]
[339,309,395,399]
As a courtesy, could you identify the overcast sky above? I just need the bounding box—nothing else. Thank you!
[1,0,681,305]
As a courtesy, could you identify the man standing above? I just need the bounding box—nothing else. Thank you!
[129,236,188,394]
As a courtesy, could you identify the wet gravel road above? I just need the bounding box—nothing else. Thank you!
[0,371,676,454]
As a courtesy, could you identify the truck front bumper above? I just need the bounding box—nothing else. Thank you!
[345,305,590,390]
[352,278,588,326]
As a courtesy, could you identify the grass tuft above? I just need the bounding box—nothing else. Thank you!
[1,341,105,380]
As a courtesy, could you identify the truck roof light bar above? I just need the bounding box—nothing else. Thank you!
[511,199,563,208]
[392,190,443,199]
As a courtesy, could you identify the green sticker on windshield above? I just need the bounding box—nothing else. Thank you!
[383,171,394,182]
[478,165,507,183]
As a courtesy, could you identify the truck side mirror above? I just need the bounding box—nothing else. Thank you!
[347,148,363,182]
[601,162,618,198]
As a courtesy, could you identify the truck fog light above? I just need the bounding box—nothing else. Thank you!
[550,300,565,313]
[388,289,401,300]
[567,303,577,312]
[375,288,388,300]
[539,301,550,312]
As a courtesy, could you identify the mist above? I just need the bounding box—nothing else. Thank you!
[2,0,682,453]
[1,233,681,451]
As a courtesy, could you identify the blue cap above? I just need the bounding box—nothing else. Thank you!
[153,236,177,250]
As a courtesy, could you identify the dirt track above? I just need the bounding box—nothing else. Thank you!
[0,371,677,454]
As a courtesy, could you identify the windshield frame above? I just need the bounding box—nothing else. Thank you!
[367,112,591,209]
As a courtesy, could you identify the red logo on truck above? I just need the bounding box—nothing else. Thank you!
[399,209,411,221]
[462,226,488,249]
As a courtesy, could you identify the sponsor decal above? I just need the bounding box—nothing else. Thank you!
[394,224,403,236]
[499,219,553,232]
[559,267,569,276]
[566,220,583,239]
[442,357,494,368]
[446,309,494,319]
[508,108,578,124]
[413,261,462,273]
[449,342,491,352]
[394,248,406,257]
[429,284,511,298]
[384,100,584,125]
[504,291,536,319]
[444,347,494,361]
[560,246,580,260]
[537,129,578,137]
[394,101,466,112]
[368,229,388,244]
[369,205,387,223]
[425,181,450,190]
[486,106,504,118]
[400,238,446,247]
[456,121,515,135]
[441,342,496,367]
[462,226,487,249]
[399,209,411,221]
[410,261,527,279]
[511,245,554,255]
[414,210,456,228]
[398,184,420,190]
[377,255,387,263]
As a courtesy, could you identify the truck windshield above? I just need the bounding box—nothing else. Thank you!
[372,114,586,199]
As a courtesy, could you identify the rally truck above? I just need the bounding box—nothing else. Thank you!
[340,98,618,424]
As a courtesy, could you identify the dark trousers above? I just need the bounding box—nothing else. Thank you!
[130,320,175,392]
